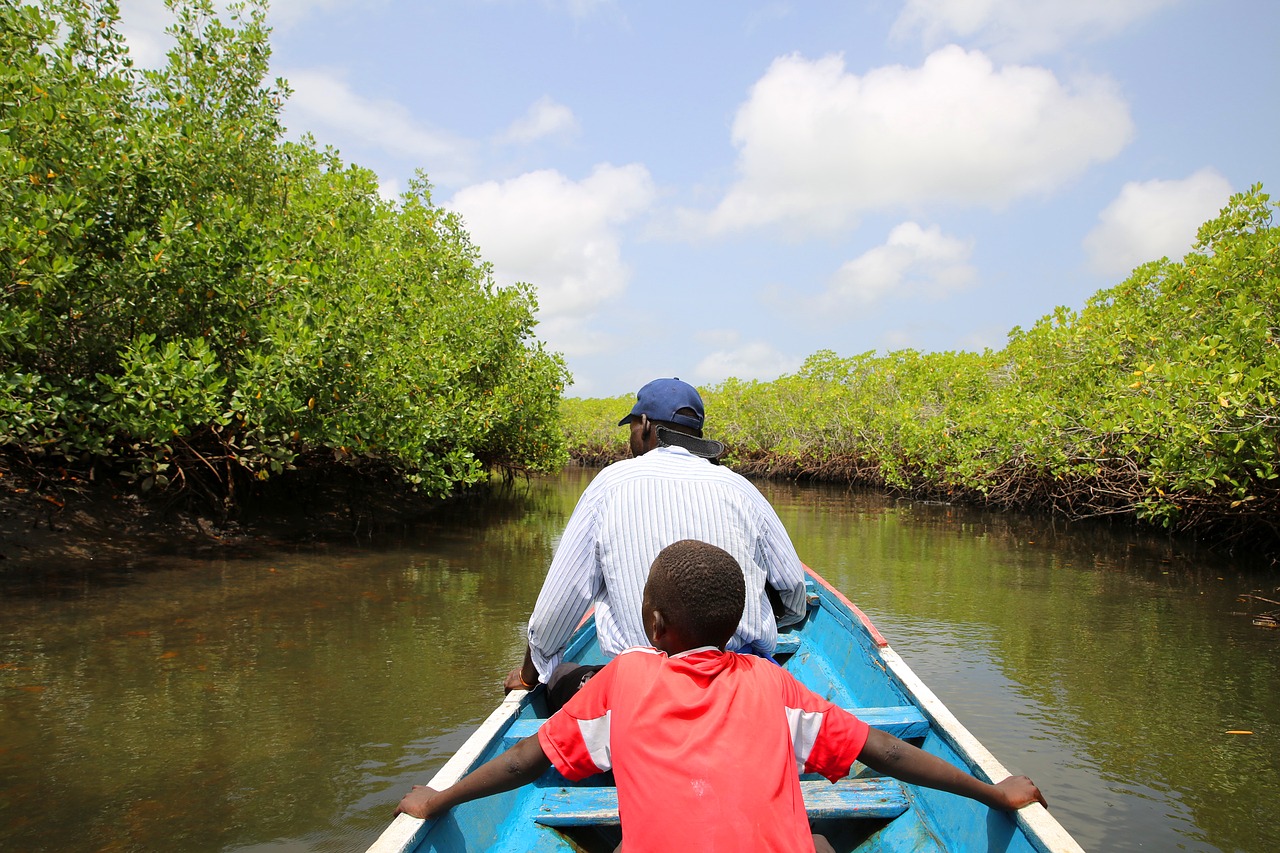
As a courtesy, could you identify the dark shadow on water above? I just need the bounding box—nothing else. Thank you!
[0,472,581,599]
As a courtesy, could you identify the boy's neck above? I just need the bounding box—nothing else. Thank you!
[655,633,728,656]
[647,607,730,655]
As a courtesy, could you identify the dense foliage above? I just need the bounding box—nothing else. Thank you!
[559,394,629,465]
[1,0,568,509]
[564,188,1279,548]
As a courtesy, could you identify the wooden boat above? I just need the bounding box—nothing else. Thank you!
[367,567,1085,853]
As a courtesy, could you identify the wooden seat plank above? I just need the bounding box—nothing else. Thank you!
[533,777,909,826]
[774,633,801,655]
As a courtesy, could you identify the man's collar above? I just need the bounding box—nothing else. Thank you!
[655,426,725,460]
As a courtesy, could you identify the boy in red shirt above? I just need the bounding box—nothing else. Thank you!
[398,540,1046,851]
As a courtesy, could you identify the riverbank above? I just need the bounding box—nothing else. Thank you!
[6,445,1278,571]
[0,473,226,566]
[0,453,447,568]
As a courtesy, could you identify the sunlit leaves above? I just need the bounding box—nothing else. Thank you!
[0,0,569,505]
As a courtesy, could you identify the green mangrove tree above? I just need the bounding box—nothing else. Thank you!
[1,0,569,509]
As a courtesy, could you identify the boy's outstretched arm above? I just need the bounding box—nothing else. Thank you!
[395,735,551,820]
[857,728,1047,811]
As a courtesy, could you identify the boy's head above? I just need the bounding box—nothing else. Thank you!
[643,540,746,652]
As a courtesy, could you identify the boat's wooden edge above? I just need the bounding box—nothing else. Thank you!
[875,640,1086,853]
[364,689,531,853]
[365,616,598,853]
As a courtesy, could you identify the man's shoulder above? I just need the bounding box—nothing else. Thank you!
[641,448,755,482]
[586,456,647,488]
[590,450,695,483]
[593,449,764,497]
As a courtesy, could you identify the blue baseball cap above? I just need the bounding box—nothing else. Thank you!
[618,378,705,430]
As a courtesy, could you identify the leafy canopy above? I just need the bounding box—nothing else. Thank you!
[1,0,569,503]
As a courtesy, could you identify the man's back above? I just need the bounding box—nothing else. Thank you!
[592,446,801,655]
[527,446,808,675]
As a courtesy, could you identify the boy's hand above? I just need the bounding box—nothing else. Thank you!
[990,775,1048,810]
[396,785,446,820]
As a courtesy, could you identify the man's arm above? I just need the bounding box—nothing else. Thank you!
[765,584,788,622]
[395,735,551,820]
[751,489,808,625]
[521,485,606,684]
[857,728,1047,811]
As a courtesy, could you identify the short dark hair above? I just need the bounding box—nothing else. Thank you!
[648,540,745,647]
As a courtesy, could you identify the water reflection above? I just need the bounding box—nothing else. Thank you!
[0,469,1276,853]
[756,479,1279,853]
[0,473,588,853]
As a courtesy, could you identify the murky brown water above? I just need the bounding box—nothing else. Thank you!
[1,469,1276,852]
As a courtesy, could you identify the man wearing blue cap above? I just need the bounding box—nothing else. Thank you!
[504,378,809,707]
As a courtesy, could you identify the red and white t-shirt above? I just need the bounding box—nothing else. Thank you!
[537,647,871,853]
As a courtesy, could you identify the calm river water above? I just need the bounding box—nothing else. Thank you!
[1,468,1277,852]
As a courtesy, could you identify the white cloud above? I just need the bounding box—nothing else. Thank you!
[818,222,977,311]
[1083,169,1234,277]
[874,319,1004,356]
[281,69,473,184]
[117,0,350,65]
[693,340,804,385]
[695,328,747,349]
[696,47,1132,236]
[377,178,401,202]
[881,329,918,351]
[561,0,618,20]
[116,0,174,67]
[744,3,794,34]
[499,96,580,145]
[892,0,1178,60]
[446,164,657,356]
[956,326,1005,353]
[266,0,390,28]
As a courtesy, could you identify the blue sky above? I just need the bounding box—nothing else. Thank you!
[118,1,1279,398]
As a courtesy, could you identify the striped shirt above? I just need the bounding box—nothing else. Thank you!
[526,446,808,680]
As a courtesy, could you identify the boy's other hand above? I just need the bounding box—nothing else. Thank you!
[396,785,445,820]
[991,775,1048,810]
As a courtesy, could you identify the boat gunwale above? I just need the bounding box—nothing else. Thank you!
[366,612,601,852]
[365,689,531,853]
[366,568,1086,853]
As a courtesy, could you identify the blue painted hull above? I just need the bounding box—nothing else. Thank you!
[368,568,1084,853]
